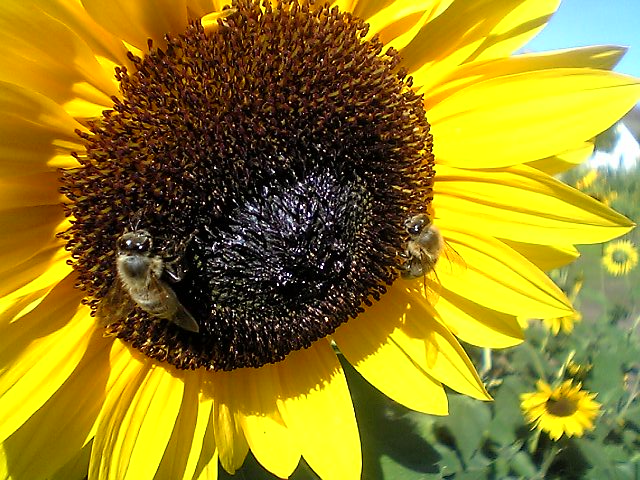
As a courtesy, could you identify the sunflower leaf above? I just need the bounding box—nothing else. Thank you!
[434,394,491,464]
[588,349,627,405]
[489,376,529,446]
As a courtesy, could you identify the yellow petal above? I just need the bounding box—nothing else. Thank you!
[92,361,185,479]
[191,419,219,480]
[365,0,453,51]
[435,164,634,244]
[0,2,118,109]
[0,286,56,326]
[429,69,640,167]
[331,0,359,16]
[31,0,131,67]
[0,276,89,444]
[0,244,71,300]
[1,268,74,327]
[439,230,573,318]
[429,288,524,348]
[155,370,213,480]
[0,331,111,480]
[385,286,490,399]
[82,0,189,51]
[528,142,594,175]
[333,301,449,415]
[422,46,628,104]
[0,207,66,280]
[234,366,301,478]
[208,373,249,474]
[187,0,225,19]
[47,441,92,480]
[0,81,85,174]
[89,344,147,479]
[0,172,63,209]
[469,0,560,62]
[348,0,401,22]
[277,341,361,480]
[503,241,579,271]
[183,397,214,480]
[403,0,557,92]
[64,83,114,119]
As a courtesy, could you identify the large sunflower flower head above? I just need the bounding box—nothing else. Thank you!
[1,0,638,479]
[521,380,601,441]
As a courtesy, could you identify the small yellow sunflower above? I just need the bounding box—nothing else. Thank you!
[566,359,592,383]
[543,310,581,335]
[602,239,639,276]
[521,380,601,441]
[542,276,582,334]
[0,0,638,479]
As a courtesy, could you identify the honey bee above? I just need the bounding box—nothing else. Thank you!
[400,213,465,303]
[96,229,200,333]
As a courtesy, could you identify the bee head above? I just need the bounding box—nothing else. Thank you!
[404,214,431,236]
[117,229,153,254]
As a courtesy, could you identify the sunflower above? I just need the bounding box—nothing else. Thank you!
[521,380,601,441]
[542,310,581,335]
[542,275,583,334]
[0,0,638,479]
[602,239,639,276]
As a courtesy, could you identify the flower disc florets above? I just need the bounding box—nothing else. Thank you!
[59,0,435,370]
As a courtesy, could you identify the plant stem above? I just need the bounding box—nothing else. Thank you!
[533,444,560,480]
[617,369,640,422]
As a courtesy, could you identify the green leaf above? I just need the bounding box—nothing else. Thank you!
[589,349,626,404]
[435,394,491,464]
[452,471,488,480]
[489,376,529,446]
[433,442,463,476]
[625,404,640,427]
[577,438,621,476]
[509,451,538,478]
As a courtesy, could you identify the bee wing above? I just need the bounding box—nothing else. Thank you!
[150,275,200,333]
[423,268,442,305]
[437,240,467,276]
[95,279,135,328]
[419,240,466,305]
[171,305,200,333]
[420,240,466,305]
[421,244,466,304]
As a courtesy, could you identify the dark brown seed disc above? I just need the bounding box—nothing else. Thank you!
[547,397,578,417]
[59,0,435,371]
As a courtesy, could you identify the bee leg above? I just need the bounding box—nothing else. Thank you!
[128,207,149,231]
[162,229,200,283]
[164,260,187,283]
[397,248,413,275]
[399,260,414,278]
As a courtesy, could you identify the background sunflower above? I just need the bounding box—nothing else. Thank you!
[521,380,601,441]
[602,240,639,276]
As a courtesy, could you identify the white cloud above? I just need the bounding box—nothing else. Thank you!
[589,123,640,170]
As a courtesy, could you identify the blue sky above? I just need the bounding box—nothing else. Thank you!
[525,0,640,77]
